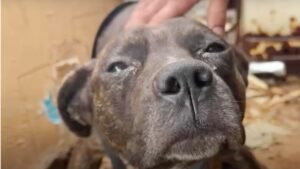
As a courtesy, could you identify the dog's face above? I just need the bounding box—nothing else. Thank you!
[58,18,248,169]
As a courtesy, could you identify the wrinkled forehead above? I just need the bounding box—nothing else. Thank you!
[121,17,223,44]
[157,17,216,39]
[97,17,225,61]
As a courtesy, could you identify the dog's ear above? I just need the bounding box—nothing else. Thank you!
[57,60,95,137]
[91,2,136,58]
[233,48,249,86]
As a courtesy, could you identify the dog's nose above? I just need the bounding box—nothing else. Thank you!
[155,61,213,96]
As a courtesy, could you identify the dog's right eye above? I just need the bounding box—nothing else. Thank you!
[204,42,225,53]
[107,61,128,73]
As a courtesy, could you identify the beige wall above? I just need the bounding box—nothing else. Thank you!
[2,0,121,169]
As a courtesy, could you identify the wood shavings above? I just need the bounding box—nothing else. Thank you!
[248,75,269,90]
[245,121,291,149]
[244,75,300,150]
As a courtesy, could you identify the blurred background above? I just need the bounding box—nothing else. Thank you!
[2,0,300,169]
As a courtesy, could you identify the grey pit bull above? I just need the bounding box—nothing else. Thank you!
[58,2,263,169]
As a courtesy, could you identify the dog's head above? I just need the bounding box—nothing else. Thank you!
[58,17,248,168]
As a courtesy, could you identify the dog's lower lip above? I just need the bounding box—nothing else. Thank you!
[165,131,227,160]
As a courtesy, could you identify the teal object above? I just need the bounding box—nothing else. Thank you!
[42,93,61,125]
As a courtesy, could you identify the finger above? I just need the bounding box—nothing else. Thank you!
[148,0,199,26]
[207,0,228,35]
[126,0,167,28]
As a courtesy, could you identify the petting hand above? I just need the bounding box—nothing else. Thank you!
[126,0,228,36]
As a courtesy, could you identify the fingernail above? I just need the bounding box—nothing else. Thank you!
[212,27,225,36]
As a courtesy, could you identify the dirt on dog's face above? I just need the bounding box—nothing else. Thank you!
[89,18,247,168]
[58,18,248,169]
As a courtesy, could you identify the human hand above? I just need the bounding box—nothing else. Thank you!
[126,0,228,36]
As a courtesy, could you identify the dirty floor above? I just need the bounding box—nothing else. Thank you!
[245,75,300,169]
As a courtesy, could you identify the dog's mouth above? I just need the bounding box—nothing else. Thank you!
[164,128,228,161]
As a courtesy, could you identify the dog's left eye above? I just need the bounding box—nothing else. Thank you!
[107,61,129,73]
[204,42,225,53]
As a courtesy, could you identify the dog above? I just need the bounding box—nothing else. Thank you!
[57,2,262,169]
